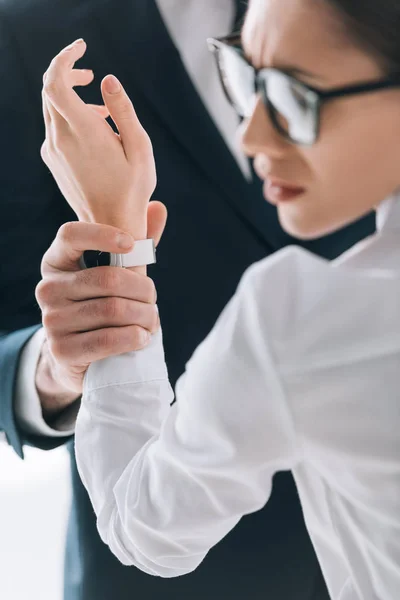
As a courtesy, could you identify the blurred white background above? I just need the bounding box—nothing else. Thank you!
[0,441,71,600]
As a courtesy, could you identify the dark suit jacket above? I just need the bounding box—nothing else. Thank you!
[0,0,375,598]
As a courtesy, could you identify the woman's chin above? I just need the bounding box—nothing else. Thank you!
[277,203,336,241]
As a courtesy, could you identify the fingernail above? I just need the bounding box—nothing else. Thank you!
[105,75,121,94]
[65,38,85,51]
[117,233,134,249]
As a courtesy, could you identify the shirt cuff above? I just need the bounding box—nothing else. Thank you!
[84,327,169,394]
[14,328,77,437]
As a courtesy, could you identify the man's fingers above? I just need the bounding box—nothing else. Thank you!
[72,267,156,303]
[43,39,90,127]
[42,297,159,335]
[42,221,134,274]
[147,201,168,247]
[37,267,156,308]
[49,325,151,365]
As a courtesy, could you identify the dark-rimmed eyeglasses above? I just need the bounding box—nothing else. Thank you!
[208,36,400,146]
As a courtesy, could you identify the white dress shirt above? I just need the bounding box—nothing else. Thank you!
[75,194,400,600]
[14,0,246,436]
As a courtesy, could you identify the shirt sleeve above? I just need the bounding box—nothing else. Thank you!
[74,263,299,578]
[14,328,77,437]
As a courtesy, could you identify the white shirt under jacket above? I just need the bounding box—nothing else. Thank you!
[75,194,400,600]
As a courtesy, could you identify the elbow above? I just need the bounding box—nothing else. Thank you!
[101,508,204,578]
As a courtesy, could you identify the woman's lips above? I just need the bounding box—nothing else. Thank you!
[264,179,305,204]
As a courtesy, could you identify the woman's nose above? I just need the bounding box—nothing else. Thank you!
[241,96,288,159]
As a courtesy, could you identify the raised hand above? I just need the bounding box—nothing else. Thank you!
[41,38,157,239]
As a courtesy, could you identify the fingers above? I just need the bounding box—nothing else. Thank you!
[72,268,156,303]
[44,66,94,88]
[42,68,95,130]
[42,296,159,336]
[70,68,94,88]
[100,74,152,161]
[41,60,107,166]
[43,39,90,128]
[49,324,152,367]
[36,267,156,306]
[42,221,134,274]
[147,201,168,247]
[42,71,65,134]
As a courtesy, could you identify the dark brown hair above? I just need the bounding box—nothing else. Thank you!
[327,0,400,72]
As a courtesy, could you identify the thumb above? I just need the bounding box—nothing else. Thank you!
[147,201,168,247]
[101,74,146,159]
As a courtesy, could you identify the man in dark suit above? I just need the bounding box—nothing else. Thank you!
[0,0,374,599]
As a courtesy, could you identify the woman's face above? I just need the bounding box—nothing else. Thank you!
[241,0,400,239]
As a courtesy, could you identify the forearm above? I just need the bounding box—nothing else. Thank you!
[75,330,173,571]
[74,324,268,577]
[74,266,296,577]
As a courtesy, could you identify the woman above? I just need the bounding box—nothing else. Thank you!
[39,0,400,598]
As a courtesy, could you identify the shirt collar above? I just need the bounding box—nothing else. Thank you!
[376,189,400,234]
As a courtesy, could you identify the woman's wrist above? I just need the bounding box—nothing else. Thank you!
[86,212,147,238]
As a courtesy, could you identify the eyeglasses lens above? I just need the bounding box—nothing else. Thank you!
[218,44,257,118]
[217,44,318,145]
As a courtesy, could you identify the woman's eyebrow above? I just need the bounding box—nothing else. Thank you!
[258,58,325,82]
[241,43,323,81]
[277,65,324,81]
